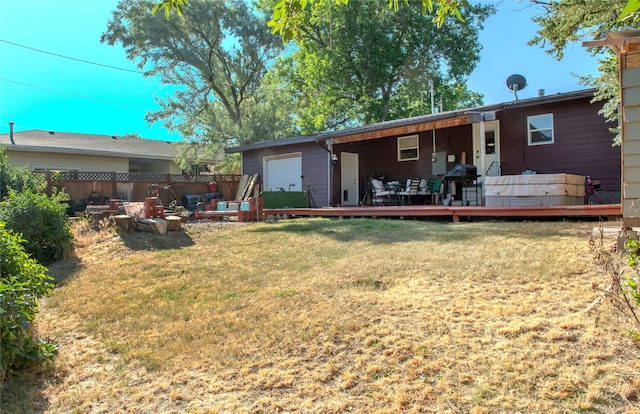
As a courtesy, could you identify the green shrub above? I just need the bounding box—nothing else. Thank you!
[623,239,640,340]
[0,189,73,265]
[0,222,56,380]
[0,146,46,200]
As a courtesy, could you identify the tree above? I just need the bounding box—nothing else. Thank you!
[153,0,469,44]
[621,0,640,22]
[269,1,491,132]
[267,0,468,44]
[102,0,298,156]
[529,0,639,145]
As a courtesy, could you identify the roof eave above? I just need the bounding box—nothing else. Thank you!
[3,144,178,161]
[226,88,596,151]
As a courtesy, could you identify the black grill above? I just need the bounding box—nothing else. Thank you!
[443,164,480,206]
[444,164,478,179]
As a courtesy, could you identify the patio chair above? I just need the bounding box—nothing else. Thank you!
[427,179,444,205]
[418,178,443,204]
[371,178,397,206]
[397,178,421,205]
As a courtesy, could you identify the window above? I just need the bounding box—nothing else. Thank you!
[527,114,554,145]
[485,130,496,154]
[398,135,419,161]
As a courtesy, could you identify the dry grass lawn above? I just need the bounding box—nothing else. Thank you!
[2,218,640,413]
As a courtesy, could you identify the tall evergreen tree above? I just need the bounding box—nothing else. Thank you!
[529,0,639,145]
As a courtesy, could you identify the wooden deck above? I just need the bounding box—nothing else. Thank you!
[264,204,622,223]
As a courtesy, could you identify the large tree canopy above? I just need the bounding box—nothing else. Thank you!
[268,1,492,133]
[102,0,296,170]
[530,0,639,145]
[153,0,469,44]
[266,0,468,44]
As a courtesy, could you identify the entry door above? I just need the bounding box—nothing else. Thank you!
[340,152,359,206]
[473,120,501,179]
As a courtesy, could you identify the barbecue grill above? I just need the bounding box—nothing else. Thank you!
[444,164,478,180]
[443,164,480,205]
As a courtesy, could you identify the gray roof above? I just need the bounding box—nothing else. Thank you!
[226,89,596,153]
[0,129,179,160]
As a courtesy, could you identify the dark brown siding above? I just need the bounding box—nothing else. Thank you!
[498,97,620,197]
[333,125,472,205]
[242,143,330,207]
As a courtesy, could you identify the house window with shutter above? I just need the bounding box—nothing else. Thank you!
[398,135,419,161]
[527,113,554,145]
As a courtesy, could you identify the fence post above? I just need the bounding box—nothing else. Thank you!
[111,172,117,199]
[45,170,53,197]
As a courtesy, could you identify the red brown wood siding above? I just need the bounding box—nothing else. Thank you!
[242,143,330,207]
[497,97,620,198]
[333,125,473,205]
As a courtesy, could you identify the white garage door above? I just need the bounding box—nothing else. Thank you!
[264,153,302,192]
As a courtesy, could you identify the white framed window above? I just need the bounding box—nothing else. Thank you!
[527,113,554,145]
[398,135,419,161]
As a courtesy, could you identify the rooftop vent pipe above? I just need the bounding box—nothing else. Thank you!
[9,121,14,144]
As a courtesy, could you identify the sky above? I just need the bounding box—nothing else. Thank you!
[0,0,604,142]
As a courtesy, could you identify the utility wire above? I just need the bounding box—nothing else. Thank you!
[0,39,146,75]
[0,78,151,110]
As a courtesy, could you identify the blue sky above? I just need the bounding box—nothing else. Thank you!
[0,0,603,142]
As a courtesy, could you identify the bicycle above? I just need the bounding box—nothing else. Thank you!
[585,176,615,205]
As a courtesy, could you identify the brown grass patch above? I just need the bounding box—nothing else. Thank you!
[2,218,639,413]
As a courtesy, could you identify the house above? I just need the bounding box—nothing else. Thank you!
[585,30,640,227]
[227,89,620,207]
[0,127,209,174]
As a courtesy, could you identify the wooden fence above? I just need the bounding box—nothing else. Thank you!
[48,171,242,205]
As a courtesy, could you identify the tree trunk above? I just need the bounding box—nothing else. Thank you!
[112,215,135,235]
[166,216,182,232]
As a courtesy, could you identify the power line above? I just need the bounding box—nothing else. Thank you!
[0,39,146,75]
[0,78,151,110]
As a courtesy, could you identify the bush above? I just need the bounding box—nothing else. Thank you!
[0,189,73,265]
[0,222,56,380]
[622,239,640,340]
[590,230,640,343]
[0,146,46,200]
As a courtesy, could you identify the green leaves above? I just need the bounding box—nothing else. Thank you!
[269,0,467,45]
[152,0,188,19]
[0,222,55,379]
[274,0,490,131]
[620,0,640,22]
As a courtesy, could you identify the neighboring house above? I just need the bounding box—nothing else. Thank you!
[227,89,620,207]
[0,128,207,174]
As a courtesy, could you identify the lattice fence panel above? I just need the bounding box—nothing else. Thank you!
[219,174,242,183]
[62,172,113,181]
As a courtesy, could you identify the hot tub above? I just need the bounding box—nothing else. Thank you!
[484,173,585,207]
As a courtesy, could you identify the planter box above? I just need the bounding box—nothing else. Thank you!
[484,174,584,207]
[260,191,309,208]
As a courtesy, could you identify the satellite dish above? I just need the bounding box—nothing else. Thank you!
[506,74,527,102]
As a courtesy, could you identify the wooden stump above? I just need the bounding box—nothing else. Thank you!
[136,218,168,235]
[90,211,117,230]
[112,214,135,235]
[165,216,182,231]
